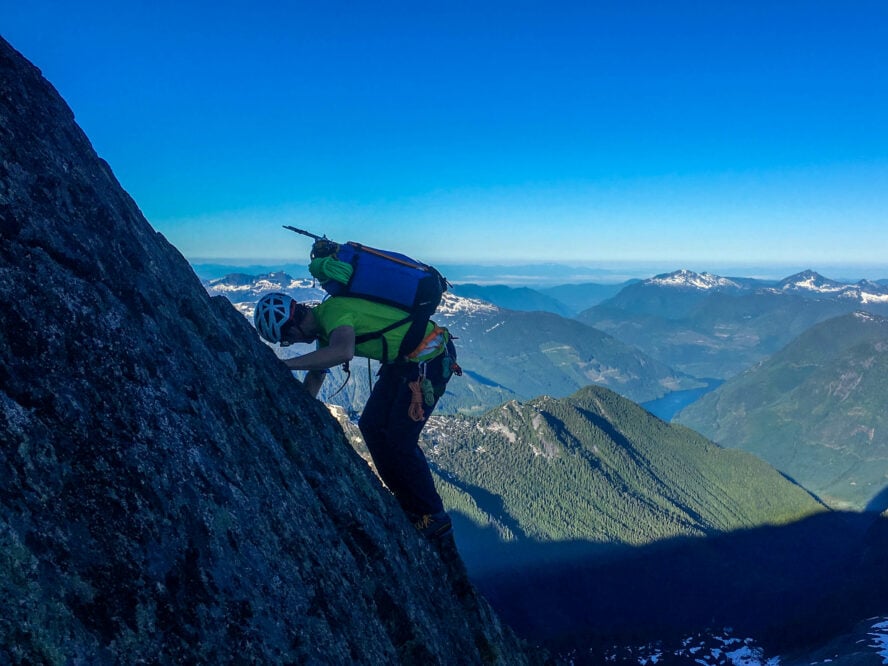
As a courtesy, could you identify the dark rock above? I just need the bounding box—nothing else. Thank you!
[0,36,541,665]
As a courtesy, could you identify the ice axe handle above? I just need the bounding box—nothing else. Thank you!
[283,225,327,241]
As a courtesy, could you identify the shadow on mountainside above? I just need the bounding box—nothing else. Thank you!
[866,486,888,514]
[457,509,888,660]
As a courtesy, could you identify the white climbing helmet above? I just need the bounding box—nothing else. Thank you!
[254,292,296,344]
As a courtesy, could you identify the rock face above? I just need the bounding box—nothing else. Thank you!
[0,38,535,664]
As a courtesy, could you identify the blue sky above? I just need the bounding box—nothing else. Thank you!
[3,1,888,277]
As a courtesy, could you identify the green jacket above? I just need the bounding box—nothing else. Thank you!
[313,296,447,364]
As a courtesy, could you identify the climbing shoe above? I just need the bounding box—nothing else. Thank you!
[412,511,453,540]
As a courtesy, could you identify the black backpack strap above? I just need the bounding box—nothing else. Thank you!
[397,317,429,361]
[354,314,414,364]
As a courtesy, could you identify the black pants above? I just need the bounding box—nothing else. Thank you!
[358,343,455,517]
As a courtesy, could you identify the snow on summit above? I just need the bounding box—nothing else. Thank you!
[640,269,888,306]
[776,271,888,303]
[204,272,326,303]
[777,270,847,294]
[647,269,741,290]
[436,292,499,317]
[207,271,314,294]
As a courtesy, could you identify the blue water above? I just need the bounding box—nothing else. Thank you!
[641,379,724,422]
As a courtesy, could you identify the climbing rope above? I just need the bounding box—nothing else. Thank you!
[408,377,425,422]
[407,362,429,422]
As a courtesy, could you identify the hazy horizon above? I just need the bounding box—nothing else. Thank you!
[191,257,888,287]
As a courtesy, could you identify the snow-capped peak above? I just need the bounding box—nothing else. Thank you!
[204,271,327,306]
[774,271,888,304]
[208,271,315,293]
[647,269,740,290]
[435,292,499,317]
[777,270,847,294]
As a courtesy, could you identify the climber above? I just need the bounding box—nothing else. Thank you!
[254,292,459,541]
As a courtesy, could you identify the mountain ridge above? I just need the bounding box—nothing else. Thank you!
[578,268,888,379]
[361,384,823,575]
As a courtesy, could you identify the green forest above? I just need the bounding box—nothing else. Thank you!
[340,385,823,575]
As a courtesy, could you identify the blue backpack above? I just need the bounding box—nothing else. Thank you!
[290,228,448,361]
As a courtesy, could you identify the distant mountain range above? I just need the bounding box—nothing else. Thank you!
[202,268,631,316]
[577,269,888,379]
[432,293,700,409]
[450,281,633,316]
[192,260,653,288]
[204,271,326,304]
[676,311,888,510]
[450,283,575,317]
[204,266,888,421]
[205,267,888,510]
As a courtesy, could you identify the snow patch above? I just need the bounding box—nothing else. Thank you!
[786,274,845,293]
[597,618,888,665]
[870,618,888,663]
[861,292,888,304]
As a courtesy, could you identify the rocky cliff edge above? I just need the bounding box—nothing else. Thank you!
[0,36,538,665]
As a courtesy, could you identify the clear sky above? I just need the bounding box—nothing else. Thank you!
[3,1,887,277]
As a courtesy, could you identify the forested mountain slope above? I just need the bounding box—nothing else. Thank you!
[327,385,824,576]
[677,312,888,510]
